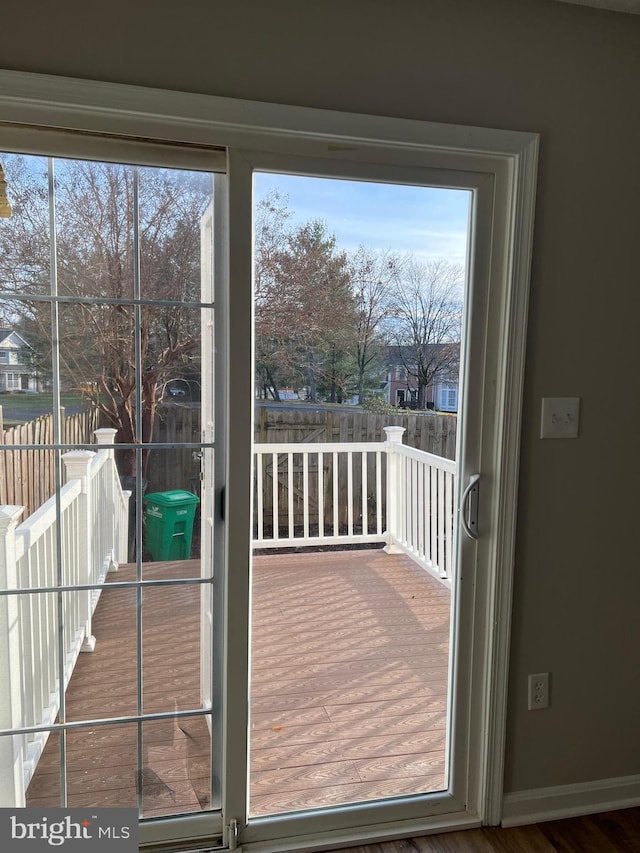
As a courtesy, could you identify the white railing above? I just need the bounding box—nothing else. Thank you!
[385,431,457,580]
[254,440,388,549]
[253,425,457,580]
[0,428,130,807]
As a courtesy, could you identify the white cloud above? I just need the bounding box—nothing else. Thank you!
[254,172,470,266]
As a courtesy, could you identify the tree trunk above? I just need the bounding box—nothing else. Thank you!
[418,382,427,410]
[306,352,317,403]
[265,366,281,401]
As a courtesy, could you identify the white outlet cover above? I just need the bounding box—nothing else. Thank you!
[540,397,580,439]
[527,672,550,710]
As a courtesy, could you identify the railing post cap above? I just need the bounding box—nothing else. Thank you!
[383,426,406,443]
[0,505,25,529]
[61,450,96,479]
[62,450,95,461]
[94,428,118,444]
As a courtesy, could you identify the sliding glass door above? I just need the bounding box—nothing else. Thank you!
[0,92,536,851]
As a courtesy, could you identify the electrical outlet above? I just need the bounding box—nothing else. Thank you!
[527,672,550,710]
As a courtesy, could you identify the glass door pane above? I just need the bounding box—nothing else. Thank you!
[250,172,470,816]
[0,152,222,828]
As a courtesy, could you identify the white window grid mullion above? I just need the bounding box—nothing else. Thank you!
[48,156,69,807]
[132,165,145,815]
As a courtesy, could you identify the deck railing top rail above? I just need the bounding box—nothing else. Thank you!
[253,440,387,455]
[394,442,457,474]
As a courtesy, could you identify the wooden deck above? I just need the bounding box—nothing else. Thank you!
[26,549,450,817]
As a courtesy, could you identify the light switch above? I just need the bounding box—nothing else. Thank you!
[540,397,580,439]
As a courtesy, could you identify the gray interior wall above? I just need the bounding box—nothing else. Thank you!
[3,0,639,797]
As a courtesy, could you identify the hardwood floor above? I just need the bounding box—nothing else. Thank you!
[26,549,450,818]
[327,807,640,852]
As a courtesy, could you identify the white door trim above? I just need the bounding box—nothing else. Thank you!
[478,141,538,826]
[0,69,533,164]
[0,69,538,841]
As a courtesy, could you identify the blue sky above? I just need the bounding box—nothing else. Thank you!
[254,172,471,267]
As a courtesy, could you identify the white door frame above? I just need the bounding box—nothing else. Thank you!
[0,69,538,850]
[226,147,524,851]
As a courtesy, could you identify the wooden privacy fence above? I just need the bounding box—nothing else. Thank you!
[0,406,100,520]
[147,403,202,495]
[0,403,202,523]
[146,404,457,498]
[0,402,457,524]
[255,406,457,460]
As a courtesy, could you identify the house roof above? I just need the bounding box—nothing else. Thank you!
[0,328,31,348]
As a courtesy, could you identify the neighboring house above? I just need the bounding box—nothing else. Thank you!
[0,328,41,392]
[384,344,460,412]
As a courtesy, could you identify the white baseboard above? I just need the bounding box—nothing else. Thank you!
[502,774,640,827]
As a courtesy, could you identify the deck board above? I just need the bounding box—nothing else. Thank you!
[26,549,450,817]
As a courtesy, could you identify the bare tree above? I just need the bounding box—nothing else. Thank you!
[254,190,298,400]
[386,258,463,409]
[0,155,212,476]
[348,246,401,404]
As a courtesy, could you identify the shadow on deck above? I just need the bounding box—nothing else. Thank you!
[26,549,450,817]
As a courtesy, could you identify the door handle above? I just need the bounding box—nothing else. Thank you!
[460,473,480,540]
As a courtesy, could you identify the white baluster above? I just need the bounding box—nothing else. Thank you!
[303,451,309,540]
[287,452,294,540]
[271,452,279,542]
[361,450,368,537]
[256,452,264,543]
[347,451,354,538]
[318,452,324,539]
[332,452,339,539]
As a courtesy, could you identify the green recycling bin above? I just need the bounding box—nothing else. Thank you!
[143,490,200,561]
